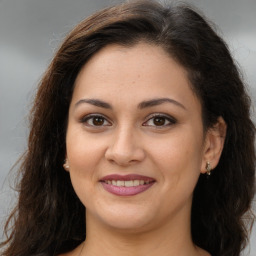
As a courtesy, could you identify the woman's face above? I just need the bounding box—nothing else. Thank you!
[66,42,209,232]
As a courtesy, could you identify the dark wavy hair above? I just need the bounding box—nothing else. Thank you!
[1,1,255,256]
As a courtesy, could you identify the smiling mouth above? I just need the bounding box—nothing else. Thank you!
[100,174,155,196]
[102,180,153,187]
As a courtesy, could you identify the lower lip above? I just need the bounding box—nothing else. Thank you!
[101,182,154,196]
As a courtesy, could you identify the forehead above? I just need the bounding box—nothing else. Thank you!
[71,42,200,112]
[75,42,187,82]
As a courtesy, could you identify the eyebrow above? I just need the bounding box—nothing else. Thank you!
[74,97,186,110]
[75,99,112,109]
[138,98,186,110]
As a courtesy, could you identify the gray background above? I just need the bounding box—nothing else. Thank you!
[0,0,255,254]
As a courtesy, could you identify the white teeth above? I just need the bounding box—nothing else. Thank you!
[124,180,133,187]
[133,180,140,186]
[116,180,125,186]
[105,180,150,187]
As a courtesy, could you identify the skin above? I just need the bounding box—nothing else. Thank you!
[62,42,226,256]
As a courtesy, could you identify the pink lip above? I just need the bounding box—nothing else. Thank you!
[100,174,155,196]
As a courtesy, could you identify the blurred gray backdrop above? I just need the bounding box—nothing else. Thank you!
[0,0,255,254]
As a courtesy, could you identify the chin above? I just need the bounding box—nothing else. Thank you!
[103,217,153,233]
[90,204,156,232]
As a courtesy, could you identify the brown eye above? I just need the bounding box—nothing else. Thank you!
[153,117,166,126]
[143,114,176,128]
[81,115,111,127]
[92,116,105,126]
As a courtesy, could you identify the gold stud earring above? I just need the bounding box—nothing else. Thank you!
[63,159,70,170]
[206,161,211,176]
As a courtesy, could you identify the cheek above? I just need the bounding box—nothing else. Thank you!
[149,129,203,187]
[65,129,105,200]
[152,132,202,166]
[66,142,101,208]
[66,128,104,173]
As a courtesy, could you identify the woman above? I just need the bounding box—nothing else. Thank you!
[1,0,255,256]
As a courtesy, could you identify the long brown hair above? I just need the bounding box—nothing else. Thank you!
[1,1,255,256]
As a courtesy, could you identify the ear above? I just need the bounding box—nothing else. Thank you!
[200,117,227,174]
[63,157,70,172]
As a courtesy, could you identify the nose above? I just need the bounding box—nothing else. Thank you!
[105,127,146,166]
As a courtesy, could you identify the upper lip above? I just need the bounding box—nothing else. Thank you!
[100,174,155,182]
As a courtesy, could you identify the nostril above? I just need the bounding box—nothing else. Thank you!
[104,133,146,165]
[105,149,145,166]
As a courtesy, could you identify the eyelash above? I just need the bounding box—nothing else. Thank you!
[143,114,177,128]
[80,114,111,127]
[80,114,176,128]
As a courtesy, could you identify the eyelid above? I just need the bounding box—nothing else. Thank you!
[80,113,112,127]
[142,113,177,127]
[79,113,176,128]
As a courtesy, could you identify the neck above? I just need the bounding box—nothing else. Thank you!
[82,208,205,256]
